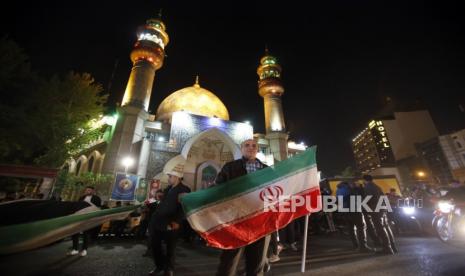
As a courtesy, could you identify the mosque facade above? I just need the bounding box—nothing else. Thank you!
[64,16,307,199]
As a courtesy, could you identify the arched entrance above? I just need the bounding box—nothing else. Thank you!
[179,128,240,191]
[195,161,221,190]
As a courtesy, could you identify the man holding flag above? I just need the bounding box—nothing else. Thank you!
[180,140,320,275]
[215,138,270,276]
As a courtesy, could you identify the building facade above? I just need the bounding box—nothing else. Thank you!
[63,16,306,200]
[352,110,439,187]
[416,129,465,185]
[352,120,396,173]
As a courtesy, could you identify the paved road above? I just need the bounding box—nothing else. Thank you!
[1,234,465,276]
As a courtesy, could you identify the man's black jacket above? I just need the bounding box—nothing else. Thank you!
[150,182,191,231]
[216,156,268,184]
[78,195,102,208]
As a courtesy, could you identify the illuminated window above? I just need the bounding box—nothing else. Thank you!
[263,57,277,65]
[138,32,165,49]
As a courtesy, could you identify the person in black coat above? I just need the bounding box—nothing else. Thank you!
[215,138,270,276]
[149,163,191,276]
[347,181,374,252]
[362,175,397,254]
[67,186,101,257]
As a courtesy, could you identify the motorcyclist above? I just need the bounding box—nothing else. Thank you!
[432,184,465,243]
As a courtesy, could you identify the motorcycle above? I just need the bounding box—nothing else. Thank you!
[432,187,465,244]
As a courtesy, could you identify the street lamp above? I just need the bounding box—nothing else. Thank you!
[417,171,426,178]
[122,156,134,174]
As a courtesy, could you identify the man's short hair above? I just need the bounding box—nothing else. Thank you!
[362,174,373,181]
[85,186,95,190]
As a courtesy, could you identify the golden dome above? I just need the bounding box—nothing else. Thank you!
[156,77,230,121]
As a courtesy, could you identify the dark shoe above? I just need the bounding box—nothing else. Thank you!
[149,267,164,275]
[164,270,174,276]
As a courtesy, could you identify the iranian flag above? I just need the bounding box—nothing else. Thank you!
[180,146,320,249]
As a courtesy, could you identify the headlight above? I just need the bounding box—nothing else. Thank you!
[438,201,454,213]
[402,207,415,215]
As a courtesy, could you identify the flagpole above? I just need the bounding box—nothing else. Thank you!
[301,214,310,273]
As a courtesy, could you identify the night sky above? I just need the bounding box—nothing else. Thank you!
[2,0,465,175]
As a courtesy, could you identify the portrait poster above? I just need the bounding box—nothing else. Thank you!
[147,178,161,203]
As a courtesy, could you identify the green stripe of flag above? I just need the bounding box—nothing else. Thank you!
[0,205,138,249]
[181,146,317,215]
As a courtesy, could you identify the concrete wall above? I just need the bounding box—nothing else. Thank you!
[384,110,439,161]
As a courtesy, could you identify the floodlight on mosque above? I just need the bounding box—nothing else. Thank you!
[121,156,135,168]
[209,116,222,127]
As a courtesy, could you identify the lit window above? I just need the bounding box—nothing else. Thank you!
[138,32,165,49]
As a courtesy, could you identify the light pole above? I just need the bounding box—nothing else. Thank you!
[121,156,134,174]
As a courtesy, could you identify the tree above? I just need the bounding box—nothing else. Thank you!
[56,171,114,201]
[0,36,38,163]
[0,37,108,167]
[31,72,108,167]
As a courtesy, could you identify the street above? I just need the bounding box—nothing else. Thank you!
[1,234,465,276]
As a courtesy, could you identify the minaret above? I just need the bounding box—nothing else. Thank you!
[121,15,169,110]
[102,14,169,178]
[257,49,289,161]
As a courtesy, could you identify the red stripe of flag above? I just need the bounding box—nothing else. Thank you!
[200,188,321,249]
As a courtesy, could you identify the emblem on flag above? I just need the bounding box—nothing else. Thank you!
[259,185,283,202]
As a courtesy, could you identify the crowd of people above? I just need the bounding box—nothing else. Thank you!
[62,139,403,276]
[30,138,462,276]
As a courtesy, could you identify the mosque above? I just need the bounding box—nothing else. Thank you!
[63,15,307,199]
